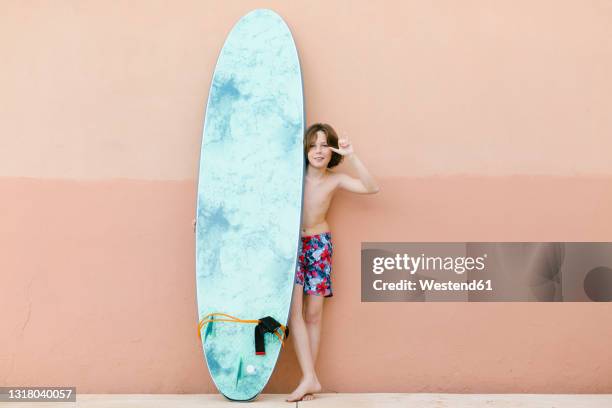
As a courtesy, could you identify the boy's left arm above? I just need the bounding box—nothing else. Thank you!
[331,138,380,194]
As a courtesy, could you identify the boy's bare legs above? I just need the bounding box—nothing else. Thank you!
[300,293,324,401]
[304,294,324,366]
[286,284,322,402]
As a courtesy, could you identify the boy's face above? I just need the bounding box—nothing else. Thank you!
[307,131,332,169]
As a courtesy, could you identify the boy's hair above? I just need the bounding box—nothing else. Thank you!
[303,123,344,168]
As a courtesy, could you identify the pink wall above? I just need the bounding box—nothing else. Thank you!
[1,1,611,393]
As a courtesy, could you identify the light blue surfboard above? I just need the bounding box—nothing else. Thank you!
[195,9,304,401]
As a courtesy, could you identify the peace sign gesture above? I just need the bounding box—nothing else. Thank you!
[329,137,354,157]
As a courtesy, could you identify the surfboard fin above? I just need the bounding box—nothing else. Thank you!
[204,315,214,340]
[235,357,244,387]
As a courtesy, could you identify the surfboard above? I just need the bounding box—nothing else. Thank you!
[195,9,305,401]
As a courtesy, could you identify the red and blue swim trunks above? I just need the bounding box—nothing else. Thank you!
[294,232,333,297]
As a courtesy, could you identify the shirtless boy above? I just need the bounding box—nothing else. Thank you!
[286,123,379,402]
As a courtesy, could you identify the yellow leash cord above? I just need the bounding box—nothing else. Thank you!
[198,312,289,348]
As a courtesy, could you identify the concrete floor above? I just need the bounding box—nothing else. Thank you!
[4,393,612,407]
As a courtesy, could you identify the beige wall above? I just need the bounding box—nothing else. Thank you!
[1,1,611,393]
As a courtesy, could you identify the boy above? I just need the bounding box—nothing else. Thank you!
[287,123,379,402]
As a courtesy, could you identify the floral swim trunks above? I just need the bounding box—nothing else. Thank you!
[294,232,333,297]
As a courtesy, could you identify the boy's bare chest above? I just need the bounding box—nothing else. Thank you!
[303,179,336,212]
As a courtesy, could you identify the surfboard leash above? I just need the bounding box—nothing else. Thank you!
[198,313,290,356]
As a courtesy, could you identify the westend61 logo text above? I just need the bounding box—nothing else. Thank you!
[372,253,488,275]
[362,242,612,301]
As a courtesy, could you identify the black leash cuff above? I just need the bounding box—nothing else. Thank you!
[254,316,289,355]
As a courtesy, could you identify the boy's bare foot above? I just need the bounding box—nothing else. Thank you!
[286,377,321,402]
